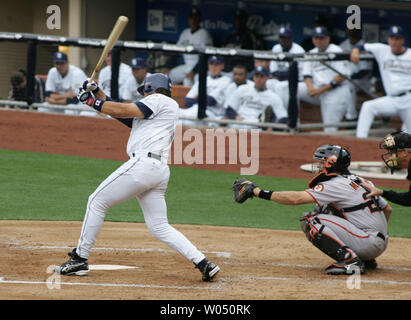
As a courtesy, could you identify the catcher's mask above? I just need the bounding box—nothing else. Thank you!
[379,132,402,173]
[313,144,351,174]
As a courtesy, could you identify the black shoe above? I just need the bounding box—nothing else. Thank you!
[325,257,365,275]
[54,248,89,276]
[364,259,378,270]
[195,259,220,282]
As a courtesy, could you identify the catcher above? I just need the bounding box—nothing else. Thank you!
[362,131,411,206]
[232,144,392,274]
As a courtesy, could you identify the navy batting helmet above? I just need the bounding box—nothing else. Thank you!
[313,144,351,173]
[137,73,172,95]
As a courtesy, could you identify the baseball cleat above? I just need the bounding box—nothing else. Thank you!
[54,248,89,276]
[195,259,220,282]
[364,259,378,270]
[325,257,365,275]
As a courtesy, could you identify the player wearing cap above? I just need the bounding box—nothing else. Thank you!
[362,131,411,206]
[54,73,220,282]
[339,28,373,122]
[168,8,213,86]
[180,56,231,126]
[223,9,261,72]
[351,25,411,138]
[40,52,87,114]
[267,26,319,116]
[303,26,351,132]
[223,64,253,110]
[225,66,287,129]
[98,50,132,101]
[122,57,151,102]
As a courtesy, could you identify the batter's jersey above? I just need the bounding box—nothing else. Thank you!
[270,42,305,81]
[364,43,411,96]
[305,174,389,236]
[177,28,213,68]
[226,83,287,121]
[98,63,132,99]
[45,65,87,95]
[126,93,179,162]
[121,72,151,102]
[303,44,350,87]
[186,74,231,115]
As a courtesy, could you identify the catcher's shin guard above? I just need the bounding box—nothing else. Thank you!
[300,216,364,274]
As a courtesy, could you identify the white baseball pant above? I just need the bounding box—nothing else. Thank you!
[76,154,206,264]
[356,93,411,138]
[319,85,350,133]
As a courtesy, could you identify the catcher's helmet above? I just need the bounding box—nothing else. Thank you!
[313,144,351,173]
[137,73,172,95]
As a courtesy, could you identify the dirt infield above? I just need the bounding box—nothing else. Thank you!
[1,109,410,300]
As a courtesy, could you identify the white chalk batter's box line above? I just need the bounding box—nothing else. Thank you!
[7,244,232,258]
[2,275,411,291]
[0,278,224,291]
[8,243,411,272]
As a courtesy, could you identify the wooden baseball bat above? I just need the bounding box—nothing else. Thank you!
[89,16,129,82]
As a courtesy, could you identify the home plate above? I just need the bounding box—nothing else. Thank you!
[89,265,138,271]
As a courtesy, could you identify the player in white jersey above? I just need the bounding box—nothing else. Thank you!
[233,144,392,274]
[54,73,220,282]
[168,8,213,86]
[339,28,373,121]
[225,66,287,129]
[180,55,231,126]
[223,64,253,110]
[98,50,132,100]
[122,57,151,102]
[267,27,319,118]
[351,25,411,138]
[41,52,87,114]
[303,27,351,132]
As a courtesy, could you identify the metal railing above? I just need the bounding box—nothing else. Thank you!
[0,31,378,132]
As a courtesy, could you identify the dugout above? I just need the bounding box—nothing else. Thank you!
[1,0,410,133]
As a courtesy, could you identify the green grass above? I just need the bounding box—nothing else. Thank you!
[1,148,410,237]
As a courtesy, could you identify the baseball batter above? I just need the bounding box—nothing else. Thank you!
[54,73,220,282]
[233,144,392,274]
[351,25,411,138]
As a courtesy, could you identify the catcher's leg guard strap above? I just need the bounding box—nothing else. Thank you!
[302,217,357,262]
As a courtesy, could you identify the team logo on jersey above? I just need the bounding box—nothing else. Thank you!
[313,183,324,192]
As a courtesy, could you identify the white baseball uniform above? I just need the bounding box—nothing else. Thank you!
[223,79,254,109]
[98,62,133,100]
[306,174,389,261]
[179,74,231,126]
[268,42,319,115]
[41,64,87,114]
[121,72,152,102]
[169,27,213,86]
[339,39,373,121]
[226,82,287,128]
[76,93,206,265]
[356,43,411,138]
[303,44,351,132]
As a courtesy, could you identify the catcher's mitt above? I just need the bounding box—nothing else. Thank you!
[232,178,257,203]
